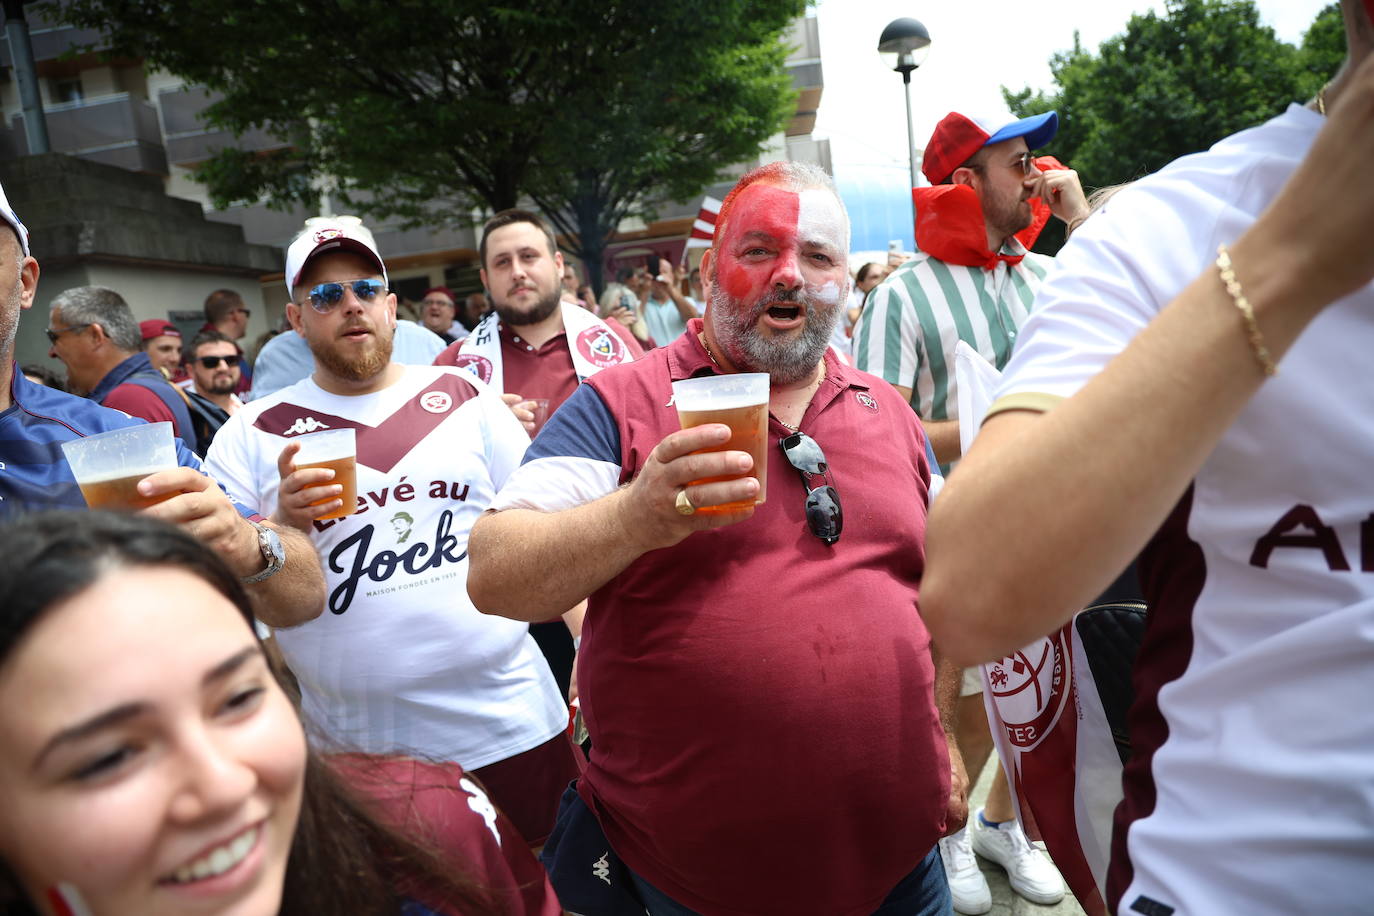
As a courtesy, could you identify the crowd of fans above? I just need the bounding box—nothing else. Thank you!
[0,2,1370,914]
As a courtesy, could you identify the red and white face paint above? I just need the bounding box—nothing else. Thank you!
[706,181,850,383]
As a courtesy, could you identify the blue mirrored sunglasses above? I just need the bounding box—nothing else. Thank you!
[306,278,386,313]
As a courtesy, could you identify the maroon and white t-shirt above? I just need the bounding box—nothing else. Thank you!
[491,319,949,916]
[993,105,1374,915]
[206,366,566,770]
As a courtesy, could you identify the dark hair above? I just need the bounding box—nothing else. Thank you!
[479,208,557,269]
[184,328,238,365]
[204,288,246,325]
[0,512,500,916]
[855,263,883,286]
[19,363,65,392]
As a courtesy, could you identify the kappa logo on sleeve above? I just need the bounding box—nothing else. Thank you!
[283,416,331,435]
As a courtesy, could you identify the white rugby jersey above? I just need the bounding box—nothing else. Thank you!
[206,365,566,769]
[994,104,1374,915]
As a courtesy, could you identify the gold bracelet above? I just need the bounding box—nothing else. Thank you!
[1215,244,1277,377]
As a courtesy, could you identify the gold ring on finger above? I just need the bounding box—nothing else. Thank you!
[674,488,696,516]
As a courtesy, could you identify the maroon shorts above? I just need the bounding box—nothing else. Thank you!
[471,731,584,846]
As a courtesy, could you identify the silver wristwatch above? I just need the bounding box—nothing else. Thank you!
[241,520,285,584]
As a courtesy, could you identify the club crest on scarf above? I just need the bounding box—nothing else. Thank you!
[454,354,494,384]
[575,326,627,370]
[984,629,1070,751]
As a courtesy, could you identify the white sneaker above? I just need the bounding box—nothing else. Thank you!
[938,828,992,914]
[969,808,1066,905]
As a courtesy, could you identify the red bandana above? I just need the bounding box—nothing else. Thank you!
[912,156,1063,270]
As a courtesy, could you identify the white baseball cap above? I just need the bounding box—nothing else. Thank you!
[284,215,387,293]
[0,181,30,256]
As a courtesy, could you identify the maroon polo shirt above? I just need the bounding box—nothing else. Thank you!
[495,317,949,915]
[433,318,643,414]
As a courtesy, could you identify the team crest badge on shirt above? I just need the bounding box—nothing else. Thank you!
[419,390,454,414]
[314,228,342,243]
[453,353,494,384]
[855,392,879,412]
[575,327,626,370]
[983,630,1070,751]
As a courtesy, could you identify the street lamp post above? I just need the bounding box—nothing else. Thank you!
[878,18,932,228]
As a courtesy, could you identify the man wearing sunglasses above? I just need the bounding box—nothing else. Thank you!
[204,216,578,848]
[469,161,962,915]
[46,285,199,450]
[851,108,1089,914]
[182,329,244,416]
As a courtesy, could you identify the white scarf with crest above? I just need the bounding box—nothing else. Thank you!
[454,300,634,391]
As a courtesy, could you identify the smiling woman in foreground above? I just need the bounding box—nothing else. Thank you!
[0,511,557,915]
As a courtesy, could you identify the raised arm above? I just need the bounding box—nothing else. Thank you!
[922,56,1374,666]
[467,423,757,621]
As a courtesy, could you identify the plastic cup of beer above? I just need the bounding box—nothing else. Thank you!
[61,421,180,511]
[293,428,357,521]
[671,372,769,513]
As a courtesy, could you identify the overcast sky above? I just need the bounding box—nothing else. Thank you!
[813,0,1334,171]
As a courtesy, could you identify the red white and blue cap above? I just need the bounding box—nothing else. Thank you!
[0,180,30,256]
[921,109,1059,185]
[284,215,388,292]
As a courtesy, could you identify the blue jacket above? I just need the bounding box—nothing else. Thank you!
[88,351,197,448]
[0,367,248,517]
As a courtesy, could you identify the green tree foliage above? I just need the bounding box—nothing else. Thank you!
[1003,0,1343,252]
[49,0,803,290]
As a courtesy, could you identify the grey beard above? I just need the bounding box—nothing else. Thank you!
[708,286,838,385]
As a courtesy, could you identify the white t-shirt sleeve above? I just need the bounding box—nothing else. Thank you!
[477,383,531,493]
[995,177,1227,406]
[204,411,276,517]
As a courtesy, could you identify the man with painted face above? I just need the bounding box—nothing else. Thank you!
[204,215,578,847]
[467,161,962,915]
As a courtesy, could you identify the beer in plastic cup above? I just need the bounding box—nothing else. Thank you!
[671,372,769,514]
[293,428,357,521]
[61,421,180,511]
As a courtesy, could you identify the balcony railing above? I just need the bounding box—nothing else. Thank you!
[10,93,167,174]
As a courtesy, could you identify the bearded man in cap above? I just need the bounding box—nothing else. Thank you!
[204,215,578,846]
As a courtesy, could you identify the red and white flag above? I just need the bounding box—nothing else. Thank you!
[684,195,722,249]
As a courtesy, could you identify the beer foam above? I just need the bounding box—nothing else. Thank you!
[675,390,768,412]
[81,465,166,485]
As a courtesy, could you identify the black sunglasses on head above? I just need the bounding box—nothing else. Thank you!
[305,279,386,313]
[196,355,236,369]
[779,431,842,545]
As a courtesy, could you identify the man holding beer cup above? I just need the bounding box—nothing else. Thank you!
[0,181,325,628]
[468,161,963,914]
[204,217,579,846]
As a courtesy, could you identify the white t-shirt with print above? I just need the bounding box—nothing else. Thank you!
[207,365,565,769]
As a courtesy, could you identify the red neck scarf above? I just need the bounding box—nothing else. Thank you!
[911,155,1063,270]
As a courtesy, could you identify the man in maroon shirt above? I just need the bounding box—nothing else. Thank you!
[468,162,963,915]
[437,209,643,698]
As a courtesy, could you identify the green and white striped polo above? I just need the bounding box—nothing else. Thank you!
[852,247,1051,424]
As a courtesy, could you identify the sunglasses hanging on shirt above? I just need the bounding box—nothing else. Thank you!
[779,431,843,545]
